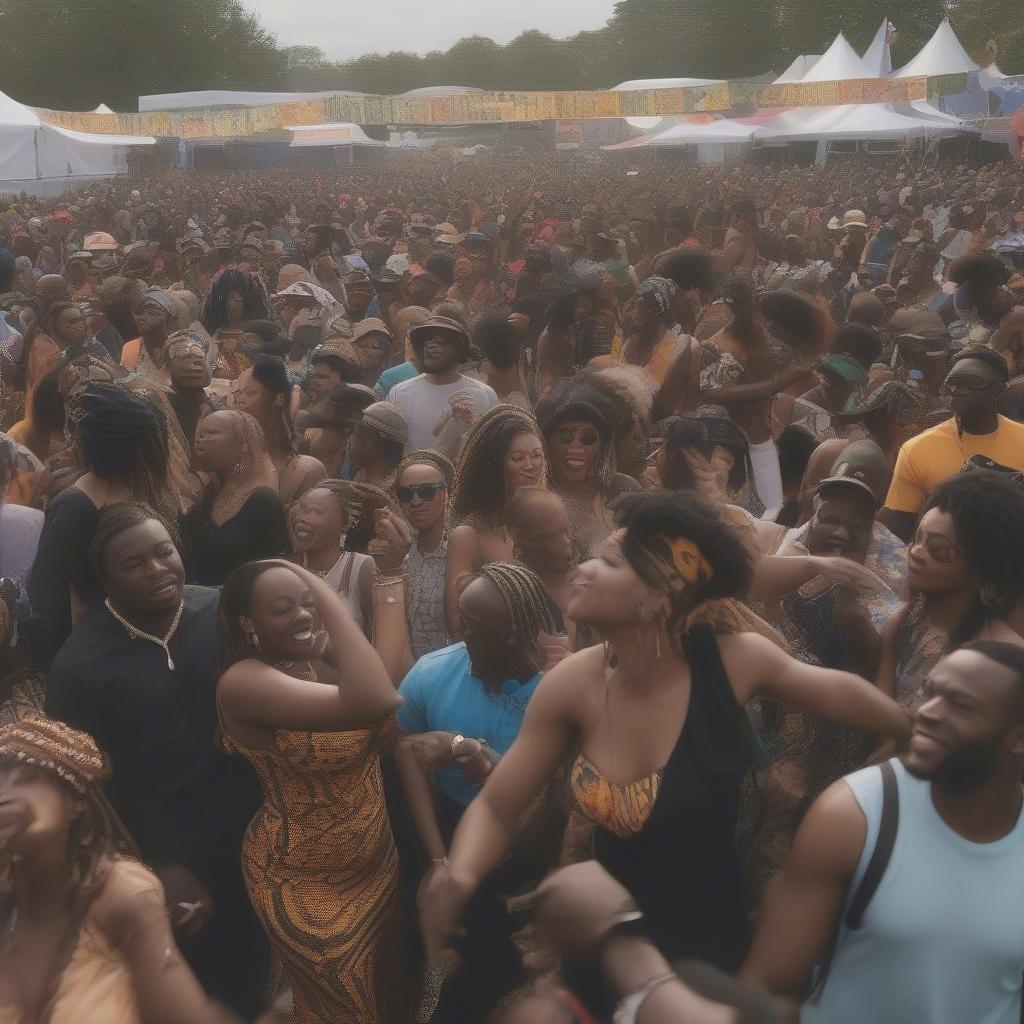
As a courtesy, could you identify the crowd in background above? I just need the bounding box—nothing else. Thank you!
[1,148,1024,1024]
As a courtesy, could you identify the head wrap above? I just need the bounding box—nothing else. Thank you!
[77,382,160,479]
[638,276,677,316]
[361,401,408,446]
[630,532,716,598]
[136,287,180,327]
[0,716,108,794]
[398,449,455,489]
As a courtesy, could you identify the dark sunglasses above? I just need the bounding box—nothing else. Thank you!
[397,482,446,503]
[912,528,964,564]
[556,426,600,447]
[940,373,996,396]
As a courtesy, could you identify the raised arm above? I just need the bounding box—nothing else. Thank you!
[721,632,910,743]
[742,780,866,998]
[104,868,247,1024]
[218,562,401,734]
[747,555,887,605]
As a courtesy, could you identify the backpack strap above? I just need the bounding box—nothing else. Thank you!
[845,760,899,930]
[808,759,900,1002]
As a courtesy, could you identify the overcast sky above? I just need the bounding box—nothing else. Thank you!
[244,0,619,61]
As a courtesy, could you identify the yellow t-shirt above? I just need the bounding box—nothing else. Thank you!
[885,415,1024,513]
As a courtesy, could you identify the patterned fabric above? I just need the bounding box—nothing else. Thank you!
[222,661,409,1023]
[407,536,450,660]
[893,595,946,710]
[570,752,662,840]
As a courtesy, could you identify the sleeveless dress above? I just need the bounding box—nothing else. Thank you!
[0,860,161,1024]
[569,625,761,971]
[222,662,409,1023]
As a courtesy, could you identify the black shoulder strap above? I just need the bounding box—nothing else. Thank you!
[808,760,900,1003]
[845,759,899,930]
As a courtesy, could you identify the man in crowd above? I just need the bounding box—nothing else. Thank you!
[744,643,1024,1024]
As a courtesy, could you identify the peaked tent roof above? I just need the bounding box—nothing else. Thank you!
[891,18,979,79]
[92,103,114,114]
[800,33,872,82]
[862,19,893,77]
[748,103,966,142]
[774,55,822,84]
[285,123,384,148]
[0,88,41,127]
[611,78,723,91]
[979,63,1008,87]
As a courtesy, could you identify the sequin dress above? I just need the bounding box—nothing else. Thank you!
[223,663,409,1023]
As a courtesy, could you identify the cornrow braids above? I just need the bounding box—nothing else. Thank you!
[451,404,546,528]
[477,561,565,669]
[88,501,182,581]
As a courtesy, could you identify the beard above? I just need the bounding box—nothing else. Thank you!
[906,737,1001,793]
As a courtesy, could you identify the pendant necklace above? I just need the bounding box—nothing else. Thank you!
[105,598,185,670]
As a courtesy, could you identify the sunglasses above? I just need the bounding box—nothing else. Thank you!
[912,528,964,564]
[940,373,996,396]
[556,426,600,447]
[397,482,446,503]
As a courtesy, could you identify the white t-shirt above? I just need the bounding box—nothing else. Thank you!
[387,374,498,452]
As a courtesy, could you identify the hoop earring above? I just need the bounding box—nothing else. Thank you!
[249,631,260,650]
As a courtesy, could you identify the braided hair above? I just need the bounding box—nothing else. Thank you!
[88,501,182,581]
[397,449,455,490]
[451,404,546,528]
[475,561,565,669]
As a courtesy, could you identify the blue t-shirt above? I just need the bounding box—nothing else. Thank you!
[374,360,418,398]
[396,642,541,806]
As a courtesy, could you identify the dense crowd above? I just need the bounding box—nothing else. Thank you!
[1,149,1024,1024]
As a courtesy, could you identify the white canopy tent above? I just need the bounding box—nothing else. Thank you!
[750,103,967,142]
[799,33,873,83]
[0,89,154,194]
[861,19,894,77]
[611,78,725,134]
[285,123,383,148]
[603,117,778,149]
[891,19,979,78]
[774,55,822,85]
[92,103,114,114]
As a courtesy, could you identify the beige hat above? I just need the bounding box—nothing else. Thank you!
[84,231,118,252]
[353,317,393,341]
[361,401,408,446]
[842,210,868,230]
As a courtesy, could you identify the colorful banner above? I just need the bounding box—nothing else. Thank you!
[34,75,960,139]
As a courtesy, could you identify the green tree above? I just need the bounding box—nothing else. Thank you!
[0,0,286,110]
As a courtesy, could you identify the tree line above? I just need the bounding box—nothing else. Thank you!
[0,0,1018,112]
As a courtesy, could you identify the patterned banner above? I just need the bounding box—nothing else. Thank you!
[33,75,959,139]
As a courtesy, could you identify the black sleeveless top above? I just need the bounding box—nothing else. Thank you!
[582,624,762,971]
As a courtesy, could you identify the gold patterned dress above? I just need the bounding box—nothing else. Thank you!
[223,664,408,1023]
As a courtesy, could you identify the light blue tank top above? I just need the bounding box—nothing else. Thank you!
[803,759,1024,1024]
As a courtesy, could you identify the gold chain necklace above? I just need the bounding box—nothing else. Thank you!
[104,598,185,670]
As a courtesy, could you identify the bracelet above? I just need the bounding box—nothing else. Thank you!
[432,856,449,866]
[611,973,677,1024]
[375,575,406,587]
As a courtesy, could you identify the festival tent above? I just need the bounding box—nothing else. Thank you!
[774,56,822,84]
[861,19,894,77]
[799,33,873,83]
[747,103,967,142]
[92,103,114,114]
[0,88,154,193]
[891,19,979,78]
[602,117,778,149]
[979,63,1008,86]
[285,123,384,148]
[611,78,724,91]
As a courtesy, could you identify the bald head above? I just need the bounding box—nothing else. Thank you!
[848,292,886,328]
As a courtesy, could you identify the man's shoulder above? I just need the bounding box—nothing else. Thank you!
[184,585,219,614]
[996,415,1024,439]
[899,417,954,454]
[402,642,470,689]
[459,376,498,402]
[388,373,426,397]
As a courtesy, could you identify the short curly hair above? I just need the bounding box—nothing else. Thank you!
[925,469,1024,647]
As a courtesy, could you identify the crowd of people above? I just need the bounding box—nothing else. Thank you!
[1,147,1024,1024]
